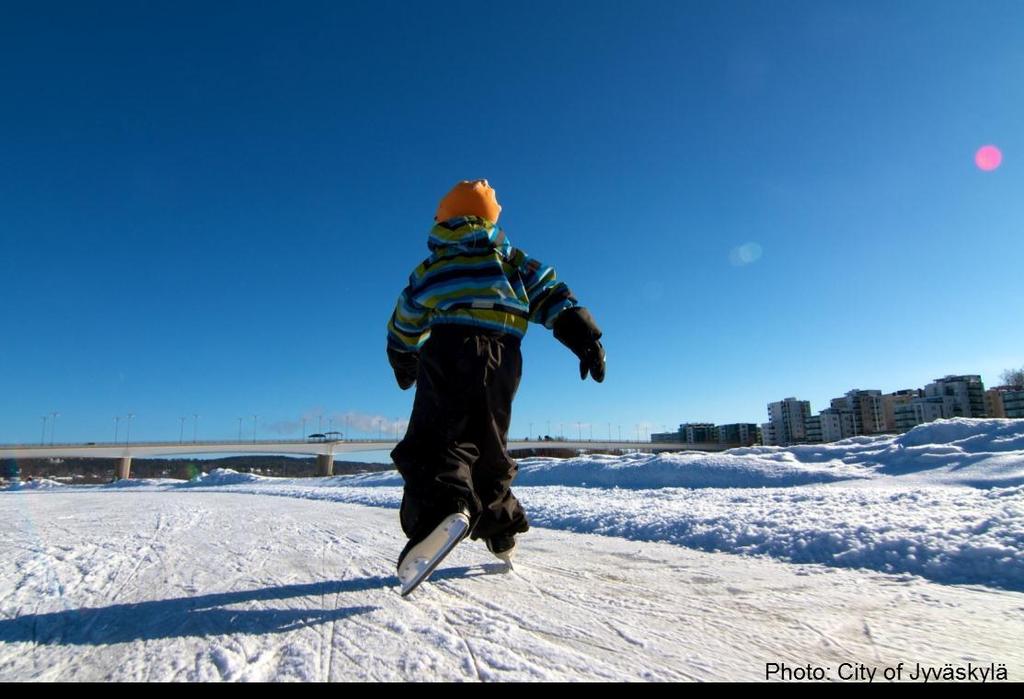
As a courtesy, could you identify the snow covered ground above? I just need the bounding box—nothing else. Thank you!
[2,418,1023,681]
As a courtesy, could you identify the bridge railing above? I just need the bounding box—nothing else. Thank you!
[1,438,681,449]
[0,438,399,450]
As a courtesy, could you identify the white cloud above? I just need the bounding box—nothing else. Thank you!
[729,242,763,266]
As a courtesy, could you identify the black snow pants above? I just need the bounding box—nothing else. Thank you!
[390,324,529,542]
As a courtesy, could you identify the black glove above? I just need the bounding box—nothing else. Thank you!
[553,307,606,383]
[387,347,419,390]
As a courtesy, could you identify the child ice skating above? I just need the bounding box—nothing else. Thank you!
[387,179,605,594]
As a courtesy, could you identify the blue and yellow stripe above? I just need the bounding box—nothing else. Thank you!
[387,217,578,352]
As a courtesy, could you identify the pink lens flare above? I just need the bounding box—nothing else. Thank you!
[975,145,1003,171]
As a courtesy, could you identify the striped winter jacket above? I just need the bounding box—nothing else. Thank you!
[387,216,578,352]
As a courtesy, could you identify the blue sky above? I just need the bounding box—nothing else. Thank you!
[2,0,1022,444]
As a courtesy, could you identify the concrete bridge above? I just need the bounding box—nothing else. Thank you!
[0,439,728,480]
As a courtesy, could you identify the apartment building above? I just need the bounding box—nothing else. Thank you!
[803,415,823,443]
[716,423,759,447]
[882,389,920,431]
[765,398,811,446]
[1006,389,1024,418]
[681,423,716,443]
[820,407,857,442]
[986,386,1024,419]
[924,375,986,418]
[830,389,885,435]
[895,395,961,430]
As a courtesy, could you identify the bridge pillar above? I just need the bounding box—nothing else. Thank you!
[317,453,334,477]
[116,457,132,481]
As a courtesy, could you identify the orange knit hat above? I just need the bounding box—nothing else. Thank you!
[435,179,502,223]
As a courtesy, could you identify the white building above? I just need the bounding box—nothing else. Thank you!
[765,398,811,446]
[819,407,857,442]
[803,415,823,444]
[895,395,960,430]
[924,375,986,418]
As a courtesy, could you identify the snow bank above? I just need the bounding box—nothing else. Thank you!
[728,418,1024,487]
[519,483,1024,591]
[897,418,1024,450]
[7,479,65,490]
[104,478,185,489]
[188,468,272,487]
[514,451,868,488]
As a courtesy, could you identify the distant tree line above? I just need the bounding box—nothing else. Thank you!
[1002,366,1024,388]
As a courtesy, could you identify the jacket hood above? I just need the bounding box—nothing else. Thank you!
[427,216,512,257]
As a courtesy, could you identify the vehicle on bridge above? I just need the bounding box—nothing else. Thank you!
[307,432,344,442]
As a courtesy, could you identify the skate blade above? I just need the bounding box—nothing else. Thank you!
[493,549,514,564]
[398,513,470,597]
[490,541,516,565]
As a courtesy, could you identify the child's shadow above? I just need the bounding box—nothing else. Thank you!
[0,563,517,647]
[0,577,392,646]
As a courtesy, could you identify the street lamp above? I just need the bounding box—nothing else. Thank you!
[179,417,186,444]
[193,414,199,443]
[41,416,48,446]
[238,417,244,441]
[50,412,59,445]
[252,415,258,443]
[126,413,134,444]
